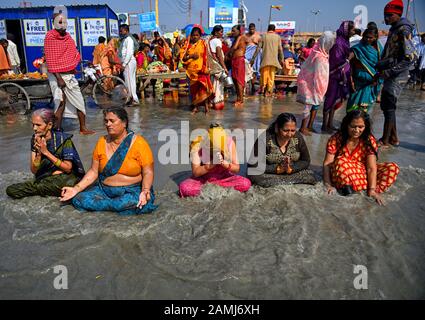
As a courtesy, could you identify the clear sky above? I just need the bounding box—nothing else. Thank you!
[1,0,424,33]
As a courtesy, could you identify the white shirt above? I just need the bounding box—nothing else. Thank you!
[209,38,222,54]
[7,40,20,66]
[120,36,135,67]
[350,34,362,47]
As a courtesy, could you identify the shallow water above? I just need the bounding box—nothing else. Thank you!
[0,91,425,299]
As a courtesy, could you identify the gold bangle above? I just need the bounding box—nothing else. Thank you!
[54,159,62,167]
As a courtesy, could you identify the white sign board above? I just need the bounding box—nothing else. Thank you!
[0,20,6,39]
[271,21,296,30]
[80,18,107,46]
[51,18,77,44]
[23,19,48,47]
[109,19,119,37]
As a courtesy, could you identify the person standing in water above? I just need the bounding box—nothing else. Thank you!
[227,25,247,107]
[376,0,417,149]
[245,23,262,95]
[297,31,336,135]
[44,12,95,135]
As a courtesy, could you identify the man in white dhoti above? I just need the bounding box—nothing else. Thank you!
[119,24,139,106]
[44,12,94,135]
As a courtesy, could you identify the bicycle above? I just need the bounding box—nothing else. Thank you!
[79,60,131,107]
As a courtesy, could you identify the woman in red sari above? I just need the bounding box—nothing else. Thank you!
[181,27,213,114]
[323,110,399,205]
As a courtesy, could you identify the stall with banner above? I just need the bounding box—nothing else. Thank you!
[0,5,118,73]
[271,20,296,42]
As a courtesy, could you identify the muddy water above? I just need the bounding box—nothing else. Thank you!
[0,91,425,299]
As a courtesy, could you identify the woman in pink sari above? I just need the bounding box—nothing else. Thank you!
[296,31,336,135]
[179,124,251,197]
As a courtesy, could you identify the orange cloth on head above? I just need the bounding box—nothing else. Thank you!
[92,135,154,177]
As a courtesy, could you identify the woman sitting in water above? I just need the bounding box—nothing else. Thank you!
[179,123,251,197]
[60,108,157,215]
[6,108,85,199]
[323,110,400,205]
[248,113,317,187]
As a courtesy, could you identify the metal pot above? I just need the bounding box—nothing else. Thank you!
[224,76,234,87]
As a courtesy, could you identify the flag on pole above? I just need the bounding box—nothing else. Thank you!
[271,5,282,10]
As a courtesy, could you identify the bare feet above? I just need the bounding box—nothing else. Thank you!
[390,139,400,147]
[321,127,335,134]
[191,107,199,115]
[378,138,392,150]
[234,101,244,107]
[80,129,96,135]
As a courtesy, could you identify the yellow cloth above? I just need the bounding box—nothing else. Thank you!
[260,66,277,93]
[180,39,207,83]
[190,126,229,160]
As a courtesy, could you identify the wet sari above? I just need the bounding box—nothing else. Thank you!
[347,41,383,113]
[324,21,352,112]
[181,39,213,106]
[327,132,399,193]
[6,130,84,199]
[72,131,157,215]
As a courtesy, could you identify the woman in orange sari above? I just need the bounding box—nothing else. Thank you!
[181,27,213,114]
[100,38,121,90]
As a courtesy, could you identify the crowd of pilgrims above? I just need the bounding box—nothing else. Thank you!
[7,0,423,211]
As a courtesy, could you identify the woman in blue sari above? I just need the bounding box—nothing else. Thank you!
[347,28,383,113]
[6,108,85,199]
[60,108,157,215]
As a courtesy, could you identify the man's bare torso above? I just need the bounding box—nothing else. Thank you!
[246,32,261,46]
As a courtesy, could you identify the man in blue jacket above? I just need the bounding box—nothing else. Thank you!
[376,0,417,149]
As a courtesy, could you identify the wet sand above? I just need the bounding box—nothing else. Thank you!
[0,90,424,299]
